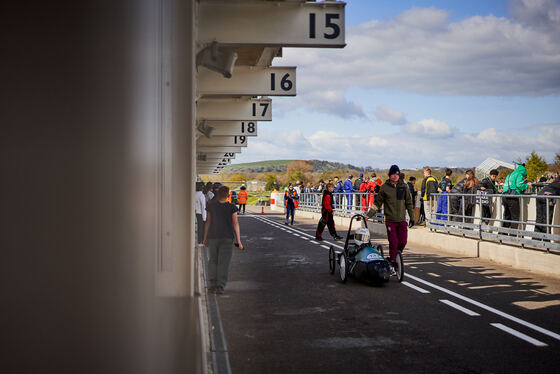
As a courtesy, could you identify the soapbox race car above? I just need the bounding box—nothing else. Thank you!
[328,214,404,284]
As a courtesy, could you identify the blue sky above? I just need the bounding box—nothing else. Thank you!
[235,0,560,169]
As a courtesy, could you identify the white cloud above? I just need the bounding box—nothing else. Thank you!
[304,90,366,119]
[374,105,407,125]
[405,119,454,138]
[278,1,560,115]
[395,7,450,30]
[234,123,560,169]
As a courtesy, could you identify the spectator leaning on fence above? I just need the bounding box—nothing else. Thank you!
[418,167,438,225]
[343,174,354,211]
[535,176,560,235]
[368,175,378,207]
[371,173,382,193]
[359,176,371,211]
[354,173,364,192]
[502,164,532,230]
[478,169,499,224]
[449,176,466,221]
[463,170,479,224]
[436,169,453,222]
[333,176,343,208]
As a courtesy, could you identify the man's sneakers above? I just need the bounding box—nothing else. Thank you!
[333,235,343,241]
[285,222,289,225]
[315,236,323,241]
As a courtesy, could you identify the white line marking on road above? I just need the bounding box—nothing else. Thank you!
[310,241,319,244]
[406,273,560,341]
[252,215,559,343]
[491,323,548,347]
[258,216,316,239]
[402,281,430,294]
[439,299,480,316]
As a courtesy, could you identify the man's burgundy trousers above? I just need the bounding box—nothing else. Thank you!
[385,221,408,261]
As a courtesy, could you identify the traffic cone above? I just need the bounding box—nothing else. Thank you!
[261,206,265,215]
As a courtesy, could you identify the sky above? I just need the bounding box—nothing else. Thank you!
[233,0,560,169]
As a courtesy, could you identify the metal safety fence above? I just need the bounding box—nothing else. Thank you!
[297,192,560,253]
[427,193,560,252]
[298,192,385,223]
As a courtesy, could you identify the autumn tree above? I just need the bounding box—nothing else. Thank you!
[287,160,313,184]
[228,173,247,182]
[524,151,548,182]
[265,174,277,191]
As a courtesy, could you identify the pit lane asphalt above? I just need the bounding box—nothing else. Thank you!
[215,208,560,374]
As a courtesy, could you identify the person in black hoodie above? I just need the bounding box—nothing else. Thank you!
[449,177,466,222]
[315,183,343,241]
[463,170,479,224]
[535,177,560,234]
[354,173,364,192]
[478,169,499,224]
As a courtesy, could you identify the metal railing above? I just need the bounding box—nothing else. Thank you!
[427,193,560,252]
[297,192,560,253]
[298,192,385,223]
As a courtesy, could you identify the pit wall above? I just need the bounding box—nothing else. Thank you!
[293,210,560,279]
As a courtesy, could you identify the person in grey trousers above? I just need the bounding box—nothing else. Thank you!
[203,185,244,294]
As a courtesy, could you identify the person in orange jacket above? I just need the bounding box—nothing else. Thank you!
[237,185,248,215]
[284,184,299,225]
[359,176,370,211]
[367,174,379,207]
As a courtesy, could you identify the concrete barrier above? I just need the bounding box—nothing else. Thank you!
[479,241,560,278]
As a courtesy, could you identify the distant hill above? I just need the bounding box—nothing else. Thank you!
[224,159,378,174]
[224,160,293,173]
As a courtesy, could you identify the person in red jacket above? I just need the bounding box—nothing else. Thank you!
[315,183,343,241]
[367,175,378,207]
[359,176,370,211]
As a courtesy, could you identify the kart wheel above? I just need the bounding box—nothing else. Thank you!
[395,251,404,283]
[339,253,348,283]
[329,246,336,274]
[376,244,384,257]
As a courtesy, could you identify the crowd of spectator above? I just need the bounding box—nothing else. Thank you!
[276,165,559,236]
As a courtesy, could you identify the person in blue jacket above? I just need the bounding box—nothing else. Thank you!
[333,176,343,209]
[343,174,354,211]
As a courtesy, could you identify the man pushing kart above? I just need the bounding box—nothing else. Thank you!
[365,165,414,269]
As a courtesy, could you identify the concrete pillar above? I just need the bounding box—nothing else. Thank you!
[155,0,196,298]
[1,0,199,372]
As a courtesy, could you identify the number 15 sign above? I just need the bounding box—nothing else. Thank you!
[198,2,345,48]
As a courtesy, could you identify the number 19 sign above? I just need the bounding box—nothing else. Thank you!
[198,2,345,48]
